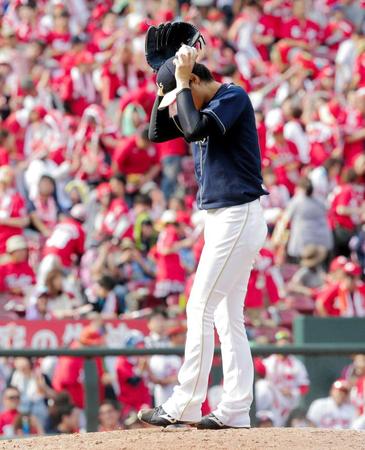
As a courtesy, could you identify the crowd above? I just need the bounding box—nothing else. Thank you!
[0,0,364,436]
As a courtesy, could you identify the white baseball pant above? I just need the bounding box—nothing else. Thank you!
[163,199,267,427]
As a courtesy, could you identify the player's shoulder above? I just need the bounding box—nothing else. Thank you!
[221,83,248,98]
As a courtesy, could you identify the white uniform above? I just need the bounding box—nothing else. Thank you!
[149,355,182,406]
[162,200,267,427]
[307,397,357,429]
[259,354,309,426]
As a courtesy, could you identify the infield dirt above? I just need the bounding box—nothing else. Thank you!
[0,427,364,450]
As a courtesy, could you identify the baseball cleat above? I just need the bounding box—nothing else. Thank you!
[137,406,195,428]
[196,413,249,430]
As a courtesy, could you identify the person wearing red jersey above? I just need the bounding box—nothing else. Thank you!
[265,122,300,195]
[0,387,21,436]
[115,332,152,418]
[279,0,322,50]
[343,89,365,167]
[38,204,85,286]
[329,169,364,256]
[52,325,105,410]
[316,262,365,317]
[0,235,35,299]
[44,9,72,60]
[323,7,353,55]
[112,127,160,194]
[0,129,15,166]
[0,166,29,254]
[150,210,191,300]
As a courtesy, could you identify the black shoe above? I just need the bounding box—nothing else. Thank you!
[137,406,194,428]
[196,413,233,430]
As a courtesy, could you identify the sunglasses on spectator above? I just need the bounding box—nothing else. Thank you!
[6,395,20,400]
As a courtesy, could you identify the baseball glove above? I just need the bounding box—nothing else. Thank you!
[145,21,205,71]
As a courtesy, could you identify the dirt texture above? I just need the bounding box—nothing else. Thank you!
[0,427,364,450]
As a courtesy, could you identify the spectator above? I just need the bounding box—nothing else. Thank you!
[307,379,356,429]
[274,178,333,262]
[0,387,21,436]
[287,245,327,298]
[8,357,54,427]
[0,166,29,255]
[48,404,80,435]
[52,324,106,410]
[115,331,152,419]
[316,262,365,317]
[258,330,310,426]
[148,325,185,406]
[98,400,123,432]
[0,235,35,299]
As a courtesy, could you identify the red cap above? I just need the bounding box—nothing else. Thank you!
[33,105,48,119]
[329,256,348,272]
[272,122,285,134]
[343,262,362,277]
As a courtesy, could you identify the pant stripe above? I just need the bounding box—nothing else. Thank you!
[178,203,251,420]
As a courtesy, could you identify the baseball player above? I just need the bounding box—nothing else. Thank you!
[138,23,268,429]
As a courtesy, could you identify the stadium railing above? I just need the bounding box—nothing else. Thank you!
[2,343,365,432]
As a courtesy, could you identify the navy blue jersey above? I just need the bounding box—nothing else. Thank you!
[192,83,267,209]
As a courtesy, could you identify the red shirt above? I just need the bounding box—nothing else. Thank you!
[329,184,360,230]
[102,198,133,239]
[323,18,353,51]
[115,356,151,413]
[280,17,321,43]
[52,342,104,409]
[343,109,365,167]
[0,147,9,166]
[113,137,158,175]
[355,53,365,88]
[266,140,300,195]
[0,409,19,434]
[153,225,185,283]
[0,189,27,254]
[0,261,35,294]
[156,138,187,160]
[43,218,85,267]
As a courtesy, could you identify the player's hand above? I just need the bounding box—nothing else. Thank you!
[174,44,198,89]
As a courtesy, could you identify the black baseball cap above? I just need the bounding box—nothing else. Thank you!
[156,57,179,110]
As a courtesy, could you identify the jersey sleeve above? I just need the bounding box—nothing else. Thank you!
[202,86,248,135]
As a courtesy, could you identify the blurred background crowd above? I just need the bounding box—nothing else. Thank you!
[0,0,364,437]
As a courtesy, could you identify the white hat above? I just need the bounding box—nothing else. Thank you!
[70,203,87,222]
[160,210,177,224]
[6,235,28,253]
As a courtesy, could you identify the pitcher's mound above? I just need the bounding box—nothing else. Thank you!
[1,427,364,450]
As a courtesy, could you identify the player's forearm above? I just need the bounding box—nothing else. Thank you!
[149,96,183,142]
[176,88,213,143]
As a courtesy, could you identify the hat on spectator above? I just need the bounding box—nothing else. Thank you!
[160,209,178,225]
[329,256,347,272]
[275,329,291,342]
[70,204,87,222]
[300,245,327,268]
[79,326,105,346]
[65,180,89,203]
[6,235,28,253]
[332,379,350,392]
[343,262,362,277]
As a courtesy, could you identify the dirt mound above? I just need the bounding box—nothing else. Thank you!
[1,427,364,450]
